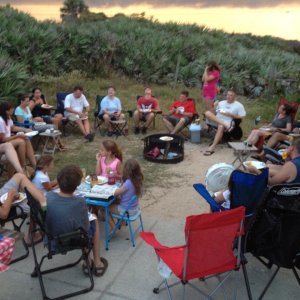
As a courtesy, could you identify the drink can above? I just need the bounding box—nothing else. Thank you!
[282,150,288,160]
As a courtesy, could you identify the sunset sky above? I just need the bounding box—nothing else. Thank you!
[2,0,300,41]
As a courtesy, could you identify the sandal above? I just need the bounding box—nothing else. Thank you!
[94,257,108,277]
[203,150,215,156]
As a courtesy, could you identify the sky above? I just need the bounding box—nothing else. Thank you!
[2,0,300,41]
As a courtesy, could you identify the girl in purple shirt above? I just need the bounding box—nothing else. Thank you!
[108,159,144,229]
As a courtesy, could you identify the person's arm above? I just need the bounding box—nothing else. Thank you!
[10,124,31,133]
[42,180,58,192]
[114,185,127,197]
[137,98,143,112]
[202,68,218,83]
[268,162,295,185]
[115,160,122,180]
[95,153,102,175]
[276,122,292,133]
[29,100,36,110]
[152,99,161,112]
[83,96,90,114]
[0,189,17,219]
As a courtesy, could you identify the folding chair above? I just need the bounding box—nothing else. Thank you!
[140,207,252,300]
[245,183,300,299]
[25,188,94,300]
[193,167,269,221]
[0,201,29,264]
[127,95,162,129]
[93,95,105,133]
[108,195,144,247]
[56,92,79,137]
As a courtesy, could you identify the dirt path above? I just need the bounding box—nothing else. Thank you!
[141,141,236,218]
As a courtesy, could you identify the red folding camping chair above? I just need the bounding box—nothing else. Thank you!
[140,207,252,300]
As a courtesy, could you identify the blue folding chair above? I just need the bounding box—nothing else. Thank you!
[193,168,269,218]
[108,195,144,247]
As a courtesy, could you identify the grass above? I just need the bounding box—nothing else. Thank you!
[0,72,284,188]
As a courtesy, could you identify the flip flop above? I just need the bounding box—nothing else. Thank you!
[25,236,43,247]
[82,260,94,275]
[203,150,215,156]
[94,257,108,277]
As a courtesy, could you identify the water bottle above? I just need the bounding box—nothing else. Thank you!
[254,116,261,126]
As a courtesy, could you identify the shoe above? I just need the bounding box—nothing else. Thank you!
[89,132,95,142]
[94,257,108,277]
[203,150,215,156]
[141,127,147,134]
[134,127,140,134]
[107,131,113,137]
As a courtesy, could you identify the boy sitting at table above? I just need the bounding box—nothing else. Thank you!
[46,165,108,277]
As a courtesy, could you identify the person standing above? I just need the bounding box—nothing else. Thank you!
[64,85,94,142]
[202,61,221,111]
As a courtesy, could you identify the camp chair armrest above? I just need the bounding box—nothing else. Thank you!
[140,231,182,250]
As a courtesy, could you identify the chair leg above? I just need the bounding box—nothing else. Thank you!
[258,266,280,300]
[241,261,253,300]
[292,266,300,285]
[128,221,136,247]
[10,237,29,264]
[139,215,144,231]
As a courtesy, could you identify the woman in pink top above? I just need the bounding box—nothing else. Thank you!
[201,61,221,111]
[95,139,123,180]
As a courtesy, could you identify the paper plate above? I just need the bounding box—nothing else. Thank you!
[259,127,271,131]
[34,122,46,126]
[159,136,174,142]
[25,131,39,137]
[243,161,266,170]
[41,104,53,109]
[0,192,26,205]
[289,133,300,137]
[85,175,108,185]
[205,163,235,192]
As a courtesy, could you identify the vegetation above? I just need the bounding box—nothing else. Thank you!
[0,4,299,103]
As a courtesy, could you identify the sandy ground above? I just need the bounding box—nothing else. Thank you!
[141,141,236,218]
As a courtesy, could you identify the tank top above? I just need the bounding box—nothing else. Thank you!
[99,156,120,177]
[289,157,300,184]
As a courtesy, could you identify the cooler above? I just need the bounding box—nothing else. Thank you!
[189,123,201,143]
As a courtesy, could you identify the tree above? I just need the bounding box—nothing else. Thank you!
[60,0,89,22]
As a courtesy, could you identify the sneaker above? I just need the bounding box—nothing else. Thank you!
[141,127,147,134]
[134,127,140,134]
[107,131,113,137]
[88,132,95,142]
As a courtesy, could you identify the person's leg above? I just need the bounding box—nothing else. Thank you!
[92,219,104,269]
[51,114,63,129]
[171,118,187,134]
[246,129,262,145]
[143,112,154,129]
[9,138,26,168]
[205,111,229,129]
[108,204,119,231]
[267,132,288,148]
[103,114,112,132]
[25,139,36,168]
[206,125,225,153]
[74,119,88,136]
[0,143,23,174]
[162,116,175,133]
[82,119,91,135]
[203,98,214,112]
[133,110,140,128]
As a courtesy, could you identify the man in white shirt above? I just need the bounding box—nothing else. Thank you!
[64,85,94,142]
[204,89,246,155]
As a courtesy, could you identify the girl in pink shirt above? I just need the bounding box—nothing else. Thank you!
[201,60,221,111]
[95,140,123,180]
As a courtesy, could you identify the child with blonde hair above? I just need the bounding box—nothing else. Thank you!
[32,155,58,195]
[95,139,123,179]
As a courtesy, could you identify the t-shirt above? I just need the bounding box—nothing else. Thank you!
[46,191,89,236]
[32,170,50,195]
[137,96,159,111]
[0,117,13,138]
[202,70,220,100]
[99,96,122,115]
[271,114,292,129]
[216,100,246,124]
[99,157,120,177]
[64,93,89,117]
[30,95,50,117]
[14,106,32,122]
[170,99,196,120]
[119,179,138,209]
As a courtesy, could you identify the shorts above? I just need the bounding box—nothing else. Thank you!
[42,115,52,124]
[98,113,117,121]
[67,114,80,122]
[0,178,30,215]
[117,205,139,216]
[165,116,190,126]
[140,113,150,122]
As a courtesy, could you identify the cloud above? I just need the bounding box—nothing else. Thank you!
[1,0,299,8]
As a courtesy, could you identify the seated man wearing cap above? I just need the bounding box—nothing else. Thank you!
[162,91,197,134]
